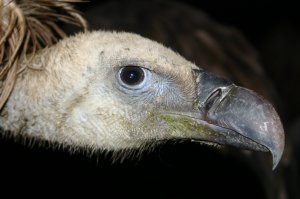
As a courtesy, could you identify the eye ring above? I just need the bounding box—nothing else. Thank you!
[117,66,150,90]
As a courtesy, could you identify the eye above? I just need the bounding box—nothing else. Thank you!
[118,66,151,90]
[120,66,144,85]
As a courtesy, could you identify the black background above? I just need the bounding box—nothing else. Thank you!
[0,0,299,198]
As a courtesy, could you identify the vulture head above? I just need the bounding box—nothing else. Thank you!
[0,31,284,169]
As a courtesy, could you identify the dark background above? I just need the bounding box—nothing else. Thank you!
[0,0,299,198]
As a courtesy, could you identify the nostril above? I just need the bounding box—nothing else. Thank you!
[202,89,222,112]
[198,84,235,116]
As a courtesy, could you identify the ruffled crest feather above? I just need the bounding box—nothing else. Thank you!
[0,0,87,109]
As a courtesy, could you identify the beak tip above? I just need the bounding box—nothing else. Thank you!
[272,149,283,170]
[271,130,285,170]
[269,112,285,170]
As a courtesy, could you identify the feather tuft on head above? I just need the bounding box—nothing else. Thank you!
[0,0,87,109]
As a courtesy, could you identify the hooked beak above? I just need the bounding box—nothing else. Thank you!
[192,69,284,169]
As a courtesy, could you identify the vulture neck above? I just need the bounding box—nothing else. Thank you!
[0,46,68,139]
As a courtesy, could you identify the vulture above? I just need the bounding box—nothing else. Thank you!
[0,1,284,168]
[0,0,284,170]
[0,29,285,165]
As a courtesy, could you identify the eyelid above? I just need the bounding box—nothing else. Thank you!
[116,65,152,72]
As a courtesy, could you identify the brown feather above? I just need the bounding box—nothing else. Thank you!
[0,0,87,109]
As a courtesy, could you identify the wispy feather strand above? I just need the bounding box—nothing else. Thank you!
[0,0,87,109]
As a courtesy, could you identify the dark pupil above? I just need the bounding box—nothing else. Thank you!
[120,66,144,85]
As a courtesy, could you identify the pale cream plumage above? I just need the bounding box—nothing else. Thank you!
[0,31,197,151]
